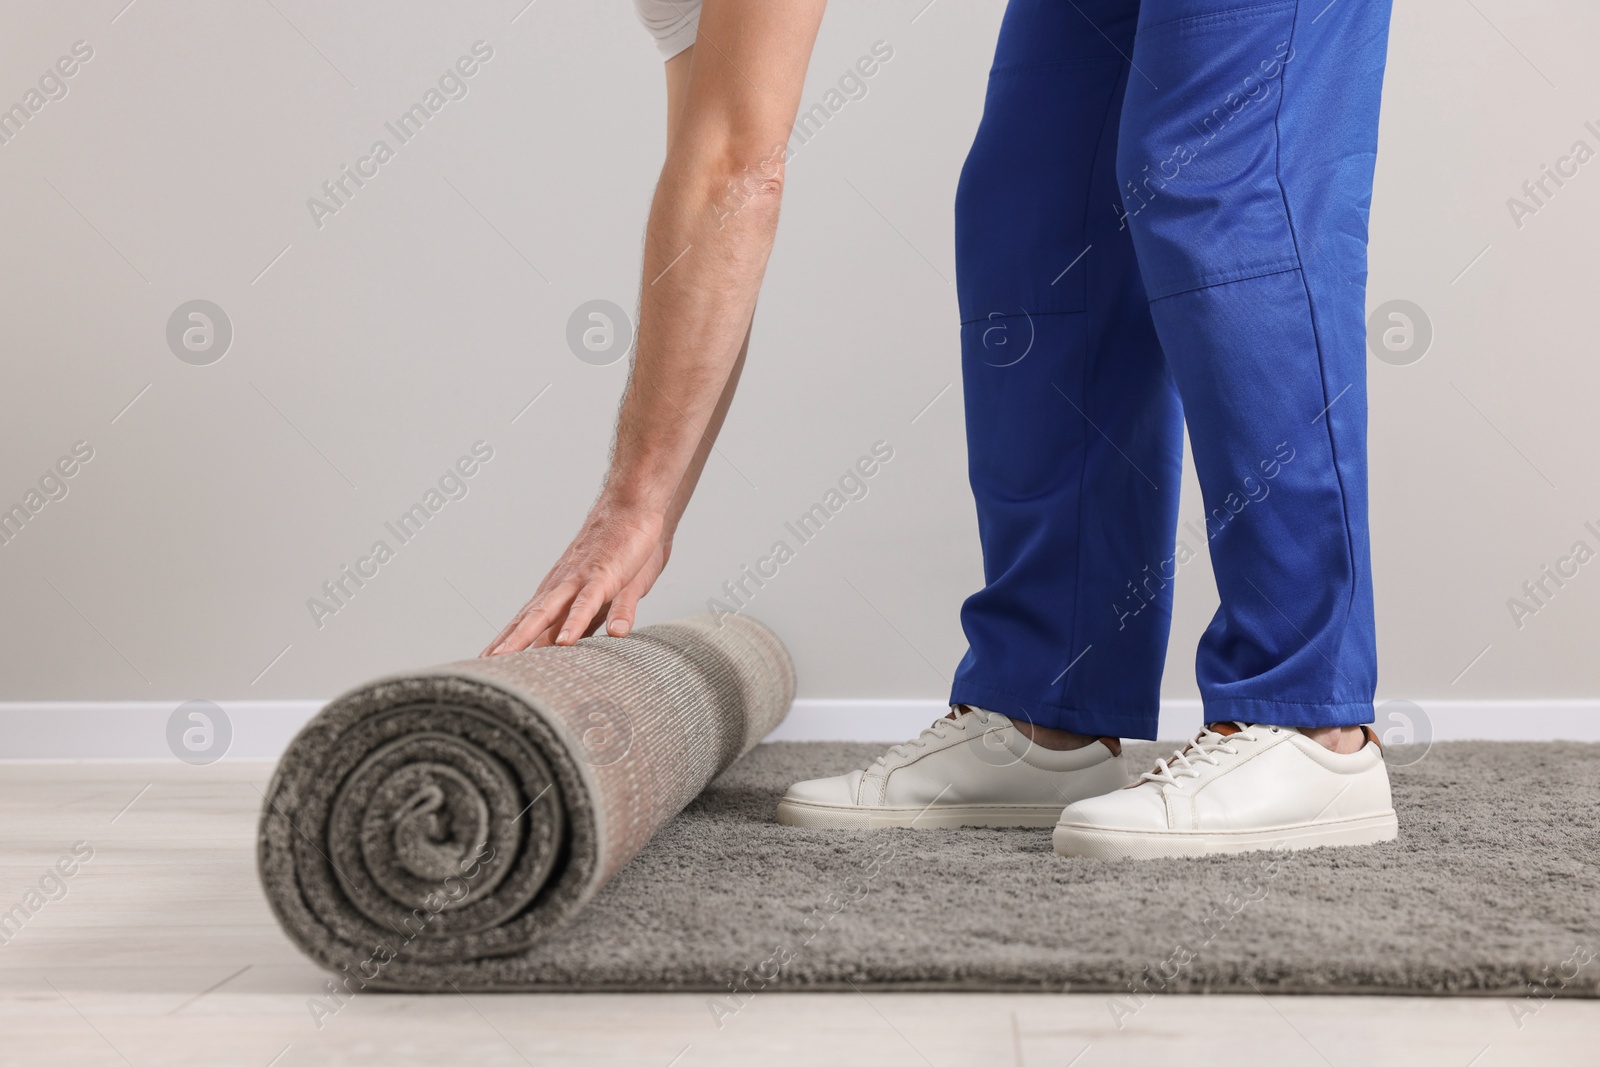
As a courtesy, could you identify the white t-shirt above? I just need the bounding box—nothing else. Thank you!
[633,0,701,59]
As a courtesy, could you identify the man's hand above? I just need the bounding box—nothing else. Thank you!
[482,503,669,655]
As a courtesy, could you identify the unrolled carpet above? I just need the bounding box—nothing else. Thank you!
[331,739,1595,997]
[257,612,794,991]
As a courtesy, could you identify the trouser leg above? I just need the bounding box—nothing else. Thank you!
[950,0,1179,741]
[1116,0,1394,726]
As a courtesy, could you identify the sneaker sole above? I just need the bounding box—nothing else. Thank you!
[776,798,1066,829]
[1051,810,1399,860]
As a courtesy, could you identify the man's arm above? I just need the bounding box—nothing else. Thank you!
[485,0,827,655]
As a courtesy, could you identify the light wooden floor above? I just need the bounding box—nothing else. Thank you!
[1,762,1595,1067]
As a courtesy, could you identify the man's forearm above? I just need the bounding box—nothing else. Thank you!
[660,332,749,544]
[602,145,784,517]
[591,0,825,530]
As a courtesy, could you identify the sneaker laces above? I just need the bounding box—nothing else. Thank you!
[869,713,974,770]
[1138,722,1258,787]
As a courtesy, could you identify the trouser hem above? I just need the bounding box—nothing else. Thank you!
[1201,697,1374,728]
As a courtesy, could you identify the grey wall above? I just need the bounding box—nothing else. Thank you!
[0,0,1595,708]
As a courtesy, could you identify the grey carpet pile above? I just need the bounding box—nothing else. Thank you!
[256,613,794,991]
[414,739,1599,996]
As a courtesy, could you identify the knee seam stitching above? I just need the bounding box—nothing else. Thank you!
[1137,0,1295,35]
[1144,262,1304,302]
[959,309,1085,327]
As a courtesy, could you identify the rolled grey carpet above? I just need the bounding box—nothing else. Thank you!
[257,612,794,991]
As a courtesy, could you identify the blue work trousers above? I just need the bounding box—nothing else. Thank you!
[950,0,1393,738]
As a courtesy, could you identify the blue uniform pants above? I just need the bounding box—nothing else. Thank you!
[949,0,1394,739]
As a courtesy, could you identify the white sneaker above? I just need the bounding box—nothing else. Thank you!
[1052,722,1398,860]
[776,706,1128,829]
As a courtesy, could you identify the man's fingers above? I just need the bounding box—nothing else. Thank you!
[605,579,647,637]
[486,612,543,657]
[483,597,541,656]
[528,618,564,649]
[481,615,523,658]
[484,583,579,656]
[481,537,660,654]
[555,582,613,645]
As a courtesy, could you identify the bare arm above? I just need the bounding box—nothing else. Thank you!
[485,0,826,655]
[640,44,753,552]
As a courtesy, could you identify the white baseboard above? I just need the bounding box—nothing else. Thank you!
[0,698,1595,761]
[0,701,326,761]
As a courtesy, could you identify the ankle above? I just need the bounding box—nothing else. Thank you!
[1013,719,1121,756]
[1302,724,1366,755]
[949,706,1122,756]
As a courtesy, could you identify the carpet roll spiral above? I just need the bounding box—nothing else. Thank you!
[257,613,793,990]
